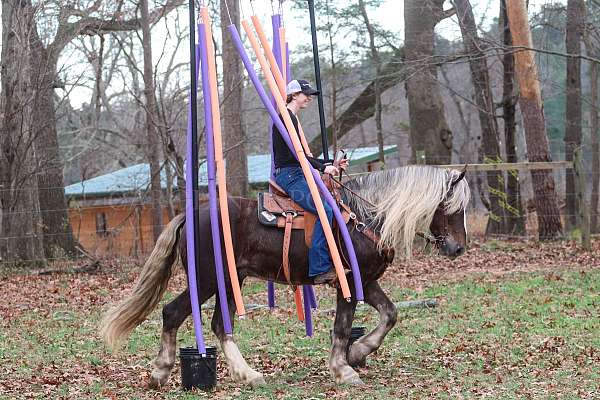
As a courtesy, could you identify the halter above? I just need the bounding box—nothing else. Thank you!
[416,205,450,251]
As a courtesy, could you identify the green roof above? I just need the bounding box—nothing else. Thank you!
[65,145,397,197]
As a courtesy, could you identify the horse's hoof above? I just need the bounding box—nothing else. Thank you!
[339,375,364,386]
[248,374,266,388]
[334,366,364,386]
[149,369,170,389]
[347,346,367,368]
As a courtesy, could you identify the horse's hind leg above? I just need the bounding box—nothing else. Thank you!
[212,292,265,387]
[347,280,398,367]
[329,288,363,385]
[149,288,202,388]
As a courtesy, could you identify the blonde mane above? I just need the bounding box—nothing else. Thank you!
[343,165,470,258]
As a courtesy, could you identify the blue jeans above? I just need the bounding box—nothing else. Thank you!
[275,167,333,277]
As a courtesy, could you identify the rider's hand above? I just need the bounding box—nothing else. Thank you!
[334,158,349,171]
[324,165,340,175]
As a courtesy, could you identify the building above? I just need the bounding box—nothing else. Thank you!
[65,146,397,257]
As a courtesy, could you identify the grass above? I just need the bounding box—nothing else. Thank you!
[0,268,599,399]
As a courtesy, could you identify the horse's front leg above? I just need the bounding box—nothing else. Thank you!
[329,288,363,385]
[347,280,398,367]
[212,292,266,387]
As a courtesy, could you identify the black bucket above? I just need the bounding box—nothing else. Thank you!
[179,346,217,391]
[330,326,367,367]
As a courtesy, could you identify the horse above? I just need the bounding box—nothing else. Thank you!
[100,164,470,387]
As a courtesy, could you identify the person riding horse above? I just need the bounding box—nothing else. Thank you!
[272,79,349,284]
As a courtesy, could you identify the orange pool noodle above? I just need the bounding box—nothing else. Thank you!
[201,8,246,317]
[294,287,305,322]
[242,19,351,301]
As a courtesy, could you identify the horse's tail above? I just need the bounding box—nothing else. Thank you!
[100,213,186,349]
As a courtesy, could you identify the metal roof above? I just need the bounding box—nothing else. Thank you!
[65,145,397,198]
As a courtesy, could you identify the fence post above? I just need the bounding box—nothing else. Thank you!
[573,148,591,250]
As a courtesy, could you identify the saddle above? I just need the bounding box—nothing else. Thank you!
[258,178,352,284]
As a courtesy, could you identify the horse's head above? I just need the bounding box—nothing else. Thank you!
[428,169,468,259]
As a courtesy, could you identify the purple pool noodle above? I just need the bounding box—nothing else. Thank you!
[185,41,207,354]
[200,23,233,335]
[228,24,364,302]
[307,285,317,309]
[267,281,275,309]
[302,285,314,337]
[270,14,281,180]
[266,14,282,308]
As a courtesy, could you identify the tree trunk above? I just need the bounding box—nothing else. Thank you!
[326,0,339,155]
[140,0,164,242]
[221,0,247,196]
[29,35,77,259]
[501,0,526,235]
[307,48,405,154]
[585,37,599,233]
[358,0,385,168]
[404,0,453,165]
[0,0,44,264]
[564,0,585,230]
[506,0,562,240]
[454,0,508,235]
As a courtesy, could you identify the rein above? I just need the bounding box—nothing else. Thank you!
[331,172,450,252]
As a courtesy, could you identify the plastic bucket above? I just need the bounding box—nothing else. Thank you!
[179,346,217,391]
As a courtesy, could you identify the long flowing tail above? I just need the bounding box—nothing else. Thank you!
[100,213,186,349]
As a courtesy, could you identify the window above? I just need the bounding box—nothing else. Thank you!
[96,212,108,237]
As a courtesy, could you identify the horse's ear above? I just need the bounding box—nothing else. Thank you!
[451,165,468,188]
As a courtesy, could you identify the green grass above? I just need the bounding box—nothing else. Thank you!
[1,269,599,398]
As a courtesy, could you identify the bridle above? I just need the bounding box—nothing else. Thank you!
[416,204,450,250]
[329,163,467,253]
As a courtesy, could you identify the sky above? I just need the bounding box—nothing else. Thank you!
[0,0,562,109]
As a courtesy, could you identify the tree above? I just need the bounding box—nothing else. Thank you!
[404,0,455,164]
[564,0,586,230]
[140,0,165,242]
[584,3,600,233]
[500,0,526,235]
[220,0,247,196]
[454,0,509,235]
[0,0,44,264]
[358,0,385,167]
[22,1,181,261]
[506,0,563,239]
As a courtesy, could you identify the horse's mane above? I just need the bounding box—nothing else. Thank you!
[342,165,470,258]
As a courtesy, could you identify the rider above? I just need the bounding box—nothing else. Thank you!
[272,79,349,284]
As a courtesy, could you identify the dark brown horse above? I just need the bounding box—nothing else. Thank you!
[100,165,470,387]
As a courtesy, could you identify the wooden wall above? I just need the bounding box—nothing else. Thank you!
[69,204,177,258]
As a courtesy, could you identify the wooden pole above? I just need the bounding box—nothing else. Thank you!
[574,148,591,250]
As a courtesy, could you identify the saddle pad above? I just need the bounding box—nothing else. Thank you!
[258,192,315,247]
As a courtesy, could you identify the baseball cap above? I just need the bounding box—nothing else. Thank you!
[286,79,320,96]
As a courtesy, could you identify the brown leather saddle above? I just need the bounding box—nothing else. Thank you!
[257,179,352,284]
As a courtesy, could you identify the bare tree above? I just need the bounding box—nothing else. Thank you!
[454,0,510,235]
[220,0,247,196]
[140,0,165,241]
[0,0,44,264]
[500,0,526,235]
[358,0,385,167]
[584,16,600,233]
[506,0,563,239]
[1,1,184,262]
[404,0,455,164]
[564,0,586,230]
